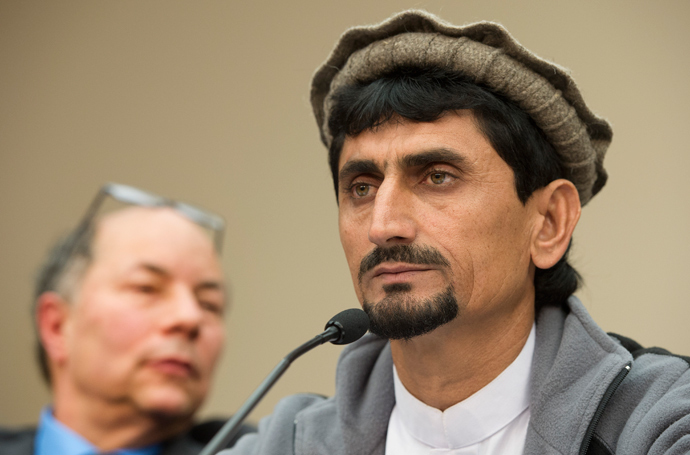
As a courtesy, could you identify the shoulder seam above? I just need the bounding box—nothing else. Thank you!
[633,348,690,368]
[608,333,690,368]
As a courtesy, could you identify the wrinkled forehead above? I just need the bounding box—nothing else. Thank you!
[338,111,485,169]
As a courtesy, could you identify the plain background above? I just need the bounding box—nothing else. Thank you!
[1,1,688,427]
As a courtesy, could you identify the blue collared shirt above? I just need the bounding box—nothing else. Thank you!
[35,407,161,455]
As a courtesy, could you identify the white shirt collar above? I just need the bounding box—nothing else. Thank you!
[391,323,535,449]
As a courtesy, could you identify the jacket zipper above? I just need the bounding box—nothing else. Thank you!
[578,361,632,455]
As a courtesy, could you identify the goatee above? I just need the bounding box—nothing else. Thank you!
[363,285,458,340]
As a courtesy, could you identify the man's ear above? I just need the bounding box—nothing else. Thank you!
[530,179,581,269]
[36,292,72,367]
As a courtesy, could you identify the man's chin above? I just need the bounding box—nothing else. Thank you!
[362,285,459,340]
[135,386,202,420]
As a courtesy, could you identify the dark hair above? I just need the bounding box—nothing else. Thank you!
[33,225,95,384]
[326,65,580,309]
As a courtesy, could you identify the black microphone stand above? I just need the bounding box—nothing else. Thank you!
[198,325,341,455]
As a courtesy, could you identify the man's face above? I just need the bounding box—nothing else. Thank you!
[60,207,225,419]
[337,111,539,339]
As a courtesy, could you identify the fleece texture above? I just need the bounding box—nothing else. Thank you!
[222,297,690,455]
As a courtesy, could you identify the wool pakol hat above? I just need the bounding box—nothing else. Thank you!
[310,10,612,205]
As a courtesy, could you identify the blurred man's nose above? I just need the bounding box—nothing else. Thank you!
[162,286,204,339]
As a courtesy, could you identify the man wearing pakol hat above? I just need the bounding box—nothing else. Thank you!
[224,10,690,455]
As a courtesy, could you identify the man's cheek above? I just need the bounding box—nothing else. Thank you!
[99,314,152,354]
[201,331,224,370]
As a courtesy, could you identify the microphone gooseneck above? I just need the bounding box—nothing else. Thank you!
[199,308,369,455]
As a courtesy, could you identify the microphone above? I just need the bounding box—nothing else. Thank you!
[324,307,370,345]
[198,308,369,455]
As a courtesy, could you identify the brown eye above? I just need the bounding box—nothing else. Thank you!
[135,284,159,294]
[354,184,370,197]
[430,172,447,184]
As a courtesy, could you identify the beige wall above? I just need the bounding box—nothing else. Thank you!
[1,0,688,427]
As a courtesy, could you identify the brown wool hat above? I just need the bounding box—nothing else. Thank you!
[310,10,612,205]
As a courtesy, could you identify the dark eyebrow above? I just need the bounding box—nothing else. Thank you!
[400,148,467,169]
[338,159,382,186]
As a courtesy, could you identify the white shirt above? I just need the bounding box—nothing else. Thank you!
[385,324,535,455]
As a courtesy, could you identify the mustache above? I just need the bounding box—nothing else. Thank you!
[358,244,450,282]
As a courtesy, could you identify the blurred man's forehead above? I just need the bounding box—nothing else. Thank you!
[98,205,204,232]
[89,206,222,277]
[96,206,212,247]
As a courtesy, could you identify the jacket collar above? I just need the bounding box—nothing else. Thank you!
[300,296,631,455]
[525,296,632,454]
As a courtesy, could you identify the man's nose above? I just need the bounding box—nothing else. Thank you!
[368,180,416,247]
[163,286,203,339]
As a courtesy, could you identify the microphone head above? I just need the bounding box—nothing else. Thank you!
[325,308,370,345]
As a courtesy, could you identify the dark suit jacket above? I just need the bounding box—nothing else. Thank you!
[0,420,255,455]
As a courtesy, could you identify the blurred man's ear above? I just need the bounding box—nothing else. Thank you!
[530,179,581,269]
[36,292,72,370]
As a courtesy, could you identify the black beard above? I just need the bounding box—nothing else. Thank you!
[362,285,458,340]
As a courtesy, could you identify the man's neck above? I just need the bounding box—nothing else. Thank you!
[390,301,534,411]
[51,391,189,451]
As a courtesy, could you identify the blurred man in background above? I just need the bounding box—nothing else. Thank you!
[1,183,252,455]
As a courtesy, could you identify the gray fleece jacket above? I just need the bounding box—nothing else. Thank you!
[222,297,690,454]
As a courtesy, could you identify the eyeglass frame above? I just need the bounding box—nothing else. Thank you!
[75,182,225,253]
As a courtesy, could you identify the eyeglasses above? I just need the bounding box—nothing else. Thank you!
[77,183,225,253]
